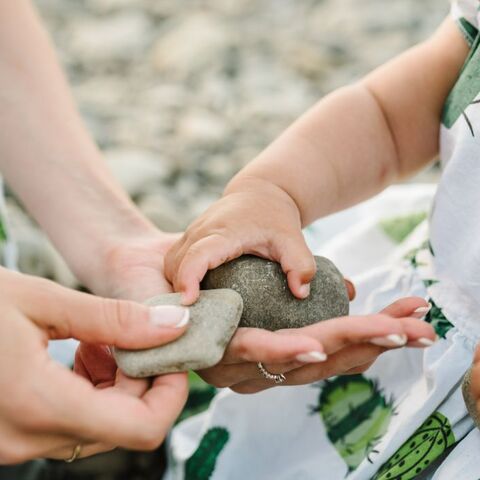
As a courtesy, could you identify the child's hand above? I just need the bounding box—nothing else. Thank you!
[165,178,318,305]
[196,297,435,393]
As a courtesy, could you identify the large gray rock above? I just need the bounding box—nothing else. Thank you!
[114,289,243,378]
[202,255,349,330]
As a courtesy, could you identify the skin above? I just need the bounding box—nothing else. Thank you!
[164,21,477,395]
[165,19,469,304]
[0,1,448,463]
[0,267,189,463]
[469,346,480,422]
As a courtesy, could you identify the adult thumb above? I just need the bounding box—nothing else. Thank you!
[20,275,189,349]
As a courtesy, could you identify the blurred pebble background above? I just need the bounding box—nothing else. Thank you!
[7,0,447,288]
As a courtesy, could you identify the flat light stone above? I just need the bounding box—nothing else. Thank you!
[202,255,349,330]
[114,289,243,378]
[462,368,480,427]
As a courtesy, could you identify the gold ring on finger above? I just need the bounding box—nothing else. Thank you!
[65,444,82,463]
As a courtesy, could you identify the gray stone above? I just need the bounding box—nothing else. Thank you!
[114,289,243,378]
[462,368,480,428]
[202,255,349,331]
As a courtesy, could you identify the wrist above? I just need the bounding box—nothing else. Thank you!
[79,228,178,298]
[224,175,304,225]
[57,201,162,294]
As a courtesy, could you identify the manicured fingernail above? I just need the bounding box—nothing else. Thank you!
[412,304,432,319]
[299,283,311,299]
[370,334,407,348]
[150,306,190,328]
[417,337,435,346]
[296,351,327,363]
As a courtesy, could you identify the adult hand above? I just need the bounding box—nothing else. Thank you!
[74,233,181,388]
[0,267,189,464]
[195,297,435,394]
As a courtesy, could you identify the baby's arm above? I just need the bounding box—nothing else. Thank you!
[166,19,469,304]
[229,19,467,224]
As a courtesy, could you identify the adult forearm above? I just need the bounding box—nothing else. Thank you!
[0,1,157,285]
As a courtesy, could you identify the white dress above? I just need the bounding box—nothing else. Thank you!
[166,2,480,479]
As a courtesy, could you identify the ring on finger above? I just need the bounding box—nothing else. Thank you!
[257,362,286,384]
[65,444,82,463]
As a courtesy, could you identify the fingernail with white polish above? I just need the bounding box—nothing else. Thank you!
[412,304,432,319]
[150,305,190,328]
[370,334,407,348]
[417,337,436,346]
[299,283,311,299]
[296,351,327,363]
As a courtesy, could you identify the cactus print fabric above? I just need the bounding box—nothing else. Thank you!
[166,2,480,478]
[165,190,477,480]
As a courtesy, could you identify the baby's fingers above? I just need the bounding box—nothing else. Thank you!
[174,234,242,305]
[272,232,317,299]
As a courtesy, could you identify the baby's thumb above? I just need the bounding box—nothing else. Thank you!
[276,233,316,299]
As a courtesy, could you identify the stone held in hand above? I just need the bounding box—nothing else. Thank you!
[114,289,243,378]
[202,255,349,331]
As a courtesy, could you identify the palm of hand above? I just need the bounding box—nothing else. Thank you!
[76,232,434,399]
[75,233,179,386]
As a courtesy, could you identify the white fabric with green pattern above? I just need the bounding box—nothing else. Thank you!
[165,1,480,478]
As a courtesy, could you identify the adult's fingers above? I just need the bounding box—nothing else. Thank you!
[344,279,356,301]
[45,362,188,451]
[343,360,376,375]
[380,296,430,318]
[74,343,117,387]
[288,313,434,356]
[47,372,153,461]
[13,273,189,349]
[222,327,325,364]
[230,344,386,394]
[46,441,114,462]
[0,429,88,464]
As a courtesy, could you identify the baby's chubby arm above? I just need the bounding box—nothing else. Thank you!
[166,19,468,304]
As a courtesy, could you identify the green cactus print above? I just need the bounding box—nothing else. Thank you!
[424,299,454,339]
[379,212,427,244]
[185,427,229,480]
[457,17,479,47]
[178,371,217,423]
[404,240,430,269]
[0,218,6,242]
[312,375,394,472]
[373,412,455,480]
